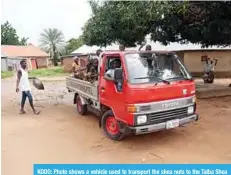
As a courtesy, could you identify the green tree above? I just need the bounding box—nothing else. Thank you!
[82,1,231,47]
[1,21,28,45]
[39,28,65,66]
[150,1,231,47]
[65,36,84,54]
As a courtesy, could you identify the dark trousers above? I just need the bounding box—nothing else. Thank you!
[21,91,33,106]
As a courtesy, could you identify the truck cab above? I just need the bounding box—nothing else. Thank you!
[66,51,198,140]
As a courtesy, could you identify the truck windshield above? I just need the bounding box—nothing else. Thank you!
[124,53,192,84]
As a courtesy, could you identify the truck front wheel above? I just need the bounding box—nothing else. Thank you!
[76,95,87,115]
[102,110,124,141]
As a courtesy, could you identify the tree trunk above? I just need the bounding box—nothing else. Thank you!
[52,45,58,66]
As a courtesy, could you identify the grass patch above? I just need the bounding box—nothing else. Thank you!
[1,71,14,79]
[29,66,68,77]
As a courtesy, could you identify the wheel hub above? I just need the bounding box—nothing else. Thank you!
[106,116,119,135]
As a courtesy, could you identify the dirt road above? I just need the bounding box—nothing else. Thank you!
[2,78,231,175]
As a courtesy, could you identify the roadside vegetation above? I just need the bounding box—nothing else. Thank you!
[1,67,68,79]
[1,71,14,79]
[29,66,68,77]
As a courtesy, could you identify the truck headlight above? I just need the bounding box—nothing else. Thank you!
[187,106,194,114]
[137,115,147,124]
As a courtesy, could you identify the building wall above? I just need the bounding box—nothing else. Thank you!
[35,57,48,68]
[3,58,26,71]
[175,51,185,63]
[1,58,8,71]
[1,56,47,71]
[19,57,48,69]
[63,56,74,72]
[63,55,89,73]
[183,50,231,77]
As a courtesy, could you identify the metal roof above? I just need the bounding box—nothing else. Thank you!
[71,42,231,55]
[1,53,7,58]
[1,45,48,57]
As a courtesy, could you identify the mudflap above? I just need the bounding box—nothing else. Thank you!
[74,93,86,105]
[73,93,78,104]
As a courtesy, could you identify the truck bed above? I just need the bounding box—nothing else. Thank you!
[66,76,98,101]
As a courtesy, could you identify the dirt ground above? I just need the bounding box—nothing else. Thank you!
[1,77,231,175]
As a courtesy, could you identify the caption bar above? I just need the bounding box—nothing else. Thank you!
[34,164,230,175]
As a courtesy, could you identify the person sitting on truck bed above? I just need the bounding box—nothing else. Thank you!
[86,59,93,73]
[85,58,99,82]
[72,56,85,79]
[105,59,121,78]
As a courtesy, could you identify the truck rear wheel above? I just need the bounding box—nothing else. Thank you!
[76,95,87,115]
[102,110,124,141]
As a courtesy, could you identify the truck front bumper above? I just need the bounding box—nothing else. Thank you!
[129,114,199,135]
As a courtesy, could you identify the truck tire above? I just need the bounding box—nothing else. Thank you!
[102,110,124,141]
[76,95,87,115]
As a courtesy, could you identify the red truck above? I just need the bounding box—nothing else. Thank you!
[66,51,198,140]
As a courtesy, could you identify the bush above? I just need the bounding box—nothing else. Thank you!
[29,66,68,77]
[1,71,14,79]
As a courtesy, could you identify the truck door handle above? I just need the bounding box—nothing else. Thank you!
[101,87,105,90]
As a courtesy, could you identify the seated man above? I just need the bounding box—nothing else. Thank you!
[85,58,99,82]
[72,56,85,79]
[86,59,94,73]
[105,59,121,78]
[105,59,123,92]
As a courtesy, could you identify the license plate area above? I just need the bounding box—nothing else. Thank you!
[166,119,179,129]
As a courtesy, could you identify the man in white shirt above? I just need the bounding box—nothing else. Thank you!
[16,60,40,115]
[105,59,121,78]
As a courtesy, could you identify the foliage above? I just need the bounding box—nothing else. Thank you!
[1,21,28,45]
[82,1,231,47]
[29,67,68,77]
[1,67,68,79]
[39,28,66,66]
[150,1,231,47]
[64,36,84,55]
[1,71,14,79]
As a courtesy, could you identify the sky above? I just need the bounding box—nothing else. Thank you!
[1,0,92,46]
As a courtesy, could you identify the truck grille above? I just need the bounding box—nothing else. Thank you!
[147,107,188,124]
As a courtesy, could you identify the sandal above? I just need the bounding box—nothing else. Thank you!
[34,110,40,115]
[20,110,26,114]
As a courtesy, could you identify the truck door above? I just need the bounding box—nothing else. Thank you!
[99,54,126,122]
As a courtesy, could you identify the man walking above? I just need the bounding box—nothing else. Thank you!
[16,60,40,115]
